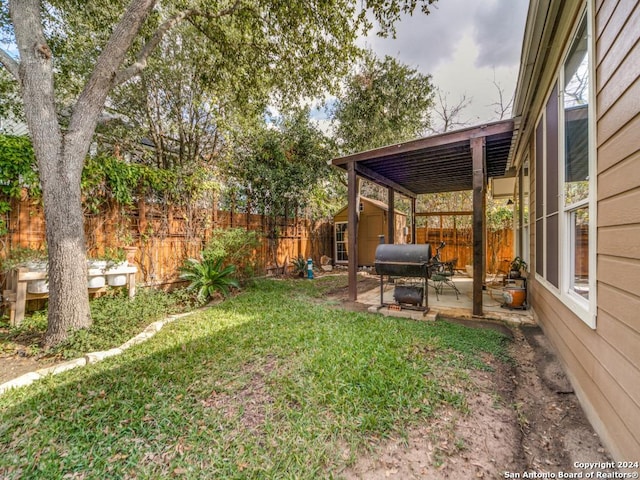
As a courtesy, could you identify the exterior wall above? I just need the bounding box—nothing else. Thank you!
[521,0,640,460]
[592,0,640,458]
[334,198,406,266]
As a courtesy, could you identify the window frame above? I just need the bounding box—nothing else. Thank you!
[534,3,597,328]
[558,7,598,327]
[335,221,348,264]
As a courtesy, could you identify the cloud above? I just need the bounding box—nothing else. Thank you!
[360,0,480,70]
[472,0,529,68]
[354,0,529,126]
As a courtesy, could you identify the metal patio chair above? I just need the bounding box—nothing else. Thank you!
[429,258,460,300]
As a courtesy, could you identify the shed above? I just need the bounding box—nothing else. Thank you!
[333,197,407,266]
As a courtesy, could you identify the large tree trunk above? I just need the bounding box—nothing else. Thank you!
[10,0,92,346]
[41,156,92,346]
[9,0,157,346]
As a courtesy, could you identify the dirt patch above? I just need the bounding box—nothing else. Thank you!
[0,353,63,384]
[340,325,614,479]
[200,356,278,432]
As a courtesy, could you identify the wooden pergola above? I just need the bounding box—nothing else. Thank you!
[331,119,517,316]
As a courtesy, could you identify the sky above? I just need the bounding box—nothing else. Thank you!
[330,0,530,132]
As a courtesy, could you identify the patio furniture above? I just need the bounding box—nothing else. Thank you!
[429,258,460,300]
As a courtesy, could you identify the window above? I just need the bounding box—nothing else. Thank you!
[534,8,596,327]
[562,16,590,301]
[335,222,348,263]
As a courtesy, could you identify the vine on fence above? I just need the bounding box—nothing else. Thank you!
[1,135,218,217]
[81,154,217,212]
[0,135,40,236]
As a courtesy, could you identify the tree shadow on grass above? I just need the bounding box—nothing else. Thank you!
[0,297,512,479]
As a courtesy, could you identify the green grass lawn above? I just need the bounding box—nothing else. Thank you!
[0,276,511,479]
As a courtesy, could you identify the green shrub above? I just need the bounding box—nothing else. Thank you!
[292,256,307,276]
[53,288,182,358]
[203,228,262,280]
[180,256,239,301]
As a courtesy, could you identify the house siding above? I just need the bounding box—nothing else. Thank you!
[523,0,640,460]
[593,0,640,458]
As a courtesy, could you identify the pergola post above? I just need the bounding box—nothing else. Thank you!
[387,188,395,244]
[347,162,359,301]
[472,136,486,316]
[410,197,417,244]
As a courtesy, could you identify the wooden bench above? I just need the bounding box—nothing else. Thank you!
[2,266,137,326]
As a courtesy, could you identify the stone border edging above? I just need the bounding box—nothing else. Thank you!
[0,310,198,396]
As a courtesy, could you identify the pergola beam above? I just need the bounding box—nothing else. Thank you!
[354,163,417,199]
[414,211,474,217]
[333,120,514,166]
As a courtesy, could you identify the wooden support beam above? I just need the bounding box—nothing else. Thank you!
[354,163,417,199]
[472,136,486,317]
[347,162,359,302]
[387,188,395,244]
[410,197,417,244]
[414,211,474,217]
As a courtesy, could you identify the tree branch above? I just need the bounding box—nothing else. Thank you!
[0,47,20,80]
[114,0,243,86]
[67,0,157,160]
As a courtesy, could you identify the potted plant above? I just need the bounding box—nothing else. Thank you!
[103,247,130,286]
[87,258,107,288]
[509,256,527,279]
[0,247,49,294]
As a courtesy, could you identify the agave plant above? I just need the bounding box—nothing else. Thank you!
[292,256,307,277]
[179,256,239,301]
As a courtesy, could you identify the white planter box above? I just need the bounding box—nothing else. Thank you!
[26,261,49,294]
[87,260,107,288]
[105,262,129,286]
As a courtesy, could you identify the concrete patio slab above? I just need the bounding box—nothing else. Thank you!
[358,275,535,327]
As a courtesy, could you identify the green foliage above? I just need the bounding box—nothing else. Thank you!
[292,256,308,276]
[80,154,217,213]
[0,287,202,359]
[510,256,527,273]
[486,201,514,232]
[332,52,435,154]
[203,228,262,281]
[0,135,218,218]
[180,256,239,301]
[0,247,48,273]
[0,135,40,235]
[226,108,337,222]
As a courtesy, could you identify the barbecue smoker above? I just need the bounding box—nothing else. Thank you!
[374,242,434,311]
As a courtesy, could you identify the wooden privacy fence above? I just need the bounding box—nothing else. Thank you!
[1,196,333,287]
[415,226,514,274]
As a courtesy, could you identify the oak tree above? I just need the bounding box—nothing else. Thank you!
[0,0,438,345]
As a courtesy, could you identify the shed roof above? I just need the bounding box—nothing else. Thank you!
[334,196,407,218]
[332,119,517,198]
